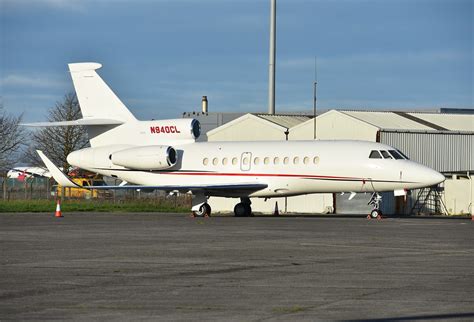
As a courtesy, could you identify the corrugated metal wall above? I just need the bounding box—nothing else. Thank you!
[380,131,474,173]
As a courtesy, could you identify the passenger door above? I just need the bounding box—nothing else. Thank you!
[240,152,252,171]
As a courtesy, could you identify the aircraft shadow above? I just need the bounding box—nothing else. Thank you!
[343,312,474,322]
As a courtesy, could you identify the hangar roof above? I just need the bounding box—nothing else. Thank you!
[253,114,312,129]
[337,110,474,132]
[207,113,312,137]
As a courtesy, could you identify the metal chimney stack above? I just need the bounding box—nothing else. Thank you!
[268,0,276,115]
[201,96,208,114]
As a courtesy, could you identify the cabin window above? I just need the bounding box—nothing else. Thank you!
[254,157,260,165]
[381,151,392,159]
[293,156,299,164]
[243,157,249,165]
[388,150,404,160]
[264,157,270,165]
[283,157,289,165]
[203,158,209,166]
[313,156,320,165]
[369,150,382,159]
[303,157,309,165]
[232,157,238,165]
[273,157,279,164]
[222,157,228,165]
[212,158,219,165]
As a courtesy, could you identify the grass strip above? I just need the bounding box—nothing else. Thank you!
[0,199,190,213]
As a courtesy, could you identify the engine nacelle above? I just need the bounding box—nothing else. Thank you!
[111,145,177,170]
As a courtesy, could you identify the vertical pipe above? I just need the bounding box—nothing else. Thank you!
[268,0,276,115]
[202,96,208,114]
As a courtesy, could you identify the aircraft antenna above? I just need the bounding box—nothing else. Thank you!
[268,0,276,115]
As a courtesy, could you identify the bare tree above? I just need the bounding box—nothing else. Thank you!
[0,103,25,172]
[25,93,89,173]
[0,101,26,199]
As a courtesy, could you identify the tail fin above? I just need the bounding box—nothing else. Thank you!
[68,63,136,122]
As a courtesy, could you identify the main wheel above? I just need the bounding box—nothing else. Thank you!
[370,209,381,219]
[194,203,211,217]
[234,203,252,217]
[244,204,252,217]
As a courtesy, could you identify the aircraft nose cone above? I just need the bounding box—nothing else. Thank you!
[431,170,445,186]
[422,167,445,187]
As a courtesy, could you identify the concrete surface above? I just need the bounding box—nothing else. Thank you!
[0,213,473,321]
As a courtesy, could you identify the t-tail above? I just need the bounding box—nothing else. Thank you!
[23,63,201,147]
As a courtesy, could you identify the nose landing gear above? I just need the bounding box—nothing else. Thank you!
[368,192,383,219]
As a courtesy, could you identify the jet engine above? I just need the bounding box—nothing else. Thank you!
[111,145,177,170]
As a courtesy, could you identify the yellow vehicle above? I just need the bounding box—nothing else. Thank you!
[52,178,106,198]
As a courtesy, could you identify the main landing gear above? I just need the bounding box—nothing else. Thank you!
[234,197,253,217]
[368,192,383,219]
[193,203,212,217]
[191,194,211,217]
[191,195,253,217]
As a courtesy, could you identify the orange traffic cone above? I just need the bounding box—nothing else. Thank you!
[273,202,279,216]
[55,200,63,218]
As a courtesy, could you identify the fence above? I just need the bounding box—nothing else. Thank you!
[0,177,192,208]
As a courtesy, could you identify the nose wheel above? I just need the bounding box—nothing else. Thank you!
[368,192,383,219]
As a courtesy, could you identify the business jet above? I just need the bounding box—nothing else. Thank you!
[27,63,445,218]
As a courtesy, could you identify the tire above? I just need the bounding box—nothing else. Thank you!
[194,203,211,217]
[234,203,252,217]
[370,209,379,219]
[244,204,252,217]
[202,203,211,217]
[234,203,247,217]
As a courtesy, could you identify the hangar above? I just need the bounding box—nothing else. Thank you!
[196,108,473,216]
[290,109,473,215]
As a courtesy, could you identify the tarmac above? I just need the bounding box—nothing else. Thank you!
[0,212,473,321]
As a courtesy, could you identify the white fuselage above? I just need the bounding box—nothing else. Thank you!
[68,140,444,198]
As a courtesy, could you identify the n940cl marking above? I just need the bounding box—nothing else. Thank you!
[150,126,181,134]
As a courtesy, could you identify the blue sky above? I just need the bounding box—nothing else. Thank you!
[1,0,472,122]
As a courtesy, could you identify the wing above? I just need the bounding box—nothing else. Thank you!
[37,150,267,195]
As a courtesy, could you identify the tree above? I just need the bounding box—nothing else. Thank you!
[25,93,89,174]
[0,102,26,199]
[0,103,25,172]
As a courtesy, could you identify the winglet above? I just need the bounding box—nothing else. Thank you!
[36,150,79,188]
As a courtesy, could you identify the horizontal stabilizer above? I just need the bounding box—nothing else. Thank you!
[36,150,78,188]
[68,62,102,72]
[22,118,124,127]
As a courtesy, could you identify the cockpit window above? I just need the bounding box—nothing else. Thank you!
[388,150,404,160]
[380,150,392,159]
[369,150,382,159]
[397,149,409,160]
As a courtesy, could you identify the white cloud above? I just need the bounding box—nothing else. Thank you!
[0,74,67,89]
[1,0,85,11]
[280,50,471,70]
